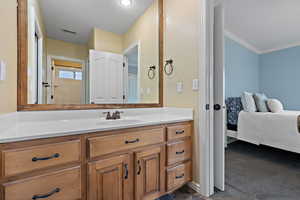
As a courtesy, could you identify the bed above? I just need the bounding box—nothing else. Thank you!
[226,97,300,154]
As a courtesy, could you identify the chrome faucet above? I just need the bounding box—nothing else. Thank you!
[103,111,124,120]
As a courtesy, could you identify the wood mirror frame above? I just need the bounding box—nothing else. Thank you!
[17,0,164,111]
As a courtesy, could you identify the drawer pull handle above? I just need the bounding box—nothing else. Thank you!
[176,130,185,135]
[176,174,185,179]
[32,188,60,199]
[124,164,129,179]
[176,150,185,155]
[137,160,142,175]
[32,153,60,162]
[125,138,140,144]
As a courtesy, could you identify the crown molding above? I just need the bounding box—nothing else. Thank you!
[224,30,262,54]
[260,42,300,54]
[225,30,300,54]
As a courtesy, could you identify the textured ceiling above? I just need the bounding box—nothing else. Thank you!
[40,0,154,44]
[225,0,300,53]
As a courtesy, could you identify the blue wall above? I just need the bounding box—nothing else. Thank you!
[225,37,300,110]
[225,37,260,97]
[260,46,300,110]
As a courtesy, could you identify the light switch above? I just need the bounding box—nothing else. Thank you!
[192,79,199,91]
[146,88,151,95]
[176,82,183,93]
[140,88,144,95]
[0,60,6,81]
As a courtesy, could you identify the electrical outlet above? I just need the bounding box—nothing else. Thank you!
[146,88,151,95]
[176,82,183,93]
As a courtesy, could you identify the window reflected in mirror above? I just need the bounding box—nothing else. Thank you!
[27,0,159,105]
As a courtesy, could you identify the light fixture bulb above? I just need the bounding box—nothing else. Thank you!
[121,0,131,7]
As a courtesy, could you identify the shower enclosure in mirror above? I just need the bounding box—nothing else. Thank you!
[18,0,163,110]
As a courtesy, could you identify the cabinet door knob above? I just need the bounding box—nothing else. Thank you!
[32,188,60,199]
[176,130,185,135]
[125,138,140,144]
[137,160,142,175]
[32,153,60,162]
[176,150,185,155]
[176,174,185,179]
[124,164,129,179]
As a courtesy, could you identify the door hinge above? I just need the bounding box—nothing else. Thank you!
[123,95,125,100]
[123,62,125,67]
[51,95,54,100]
[205,104,210,110]
[51,66,54,70]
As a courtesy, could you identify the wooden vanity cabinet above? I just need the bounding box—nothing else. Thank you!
[88,154,132,200]
[165,123,193,192]
[0,121,193,200]
[135,146,165,200]
[2,166,82,200]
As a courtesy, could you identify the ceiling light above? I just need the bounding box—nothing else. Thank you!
[121,0,131,7]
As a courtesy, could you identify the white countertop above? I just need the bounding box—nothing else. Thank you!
[0,108,193,143]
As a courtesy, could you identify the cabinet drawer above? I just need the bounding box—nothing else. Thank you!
[88,128,164,159]
[2,166,82,200]
[167,124,191,141]
[167,139,192,165]
[167,161,192,191]
[2,140,81,177]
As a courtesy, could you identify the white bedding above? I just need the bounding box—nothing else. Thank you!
[237,111,300,154]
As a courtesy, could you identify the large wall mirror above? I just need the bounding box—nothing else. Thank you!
[18,0,163,110]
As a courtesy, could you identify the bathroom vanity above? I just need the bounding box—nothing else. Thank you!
[7,0,196,198]
[0,108,193,200]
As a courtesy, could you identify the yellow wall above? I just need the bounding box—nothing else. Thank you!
[88,0,160,103]
[123,0,159,103]
[92,28,123,54]
[46,38,88,60]
[164,0,200,183]
[0,0,201,187]
[0,0,17,114]
[88,29,95,50]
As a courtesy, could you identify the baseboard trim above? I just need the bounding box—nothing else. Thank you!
[187,181,201,193]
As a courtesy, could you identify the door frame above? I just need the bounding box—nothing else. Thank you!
[27,4,44,104]
[47,55,86,104]
[123,41,141,103]
[34,17,44,104]
[198,0,225,197]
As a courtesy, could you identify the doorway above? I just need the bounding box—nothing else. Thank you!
[47,56,86,104]
[123,41,141,103]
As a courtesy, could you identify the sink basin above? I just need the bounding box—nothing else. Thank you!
[96,119,143,126]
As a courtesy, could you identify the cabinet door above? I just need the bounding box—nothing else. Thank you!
[88,154,132,200]
[135,146,165,200]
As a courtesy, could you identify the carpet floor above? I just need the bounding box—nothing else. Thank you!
[169,140,300,200]
[212,141,300,200]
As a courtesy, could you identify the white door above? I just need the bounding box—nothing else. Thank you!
[89,50,124,104]
[123,56,129,103]
[213,2,225,191]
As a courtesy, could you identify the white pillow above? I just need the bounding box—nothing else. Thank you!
[241,92,257,112]
[267,99,284,113]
